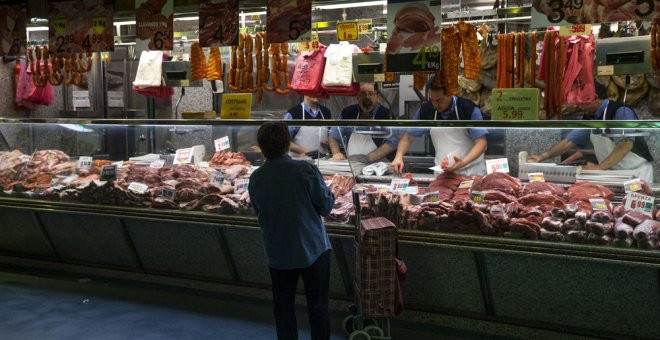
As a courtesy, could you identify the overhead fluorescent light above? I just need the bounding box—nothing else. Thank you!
[27,27,48,32]
[315,0,385,10]
[58,124,94,133]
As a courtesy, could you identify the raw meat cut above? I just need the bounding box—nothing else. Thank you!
[471,172,522,197]
[521,182,566,198]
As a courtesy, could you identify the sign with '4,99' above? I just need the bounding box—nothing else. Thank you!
[136,0,173,52]
[386,0,442,72]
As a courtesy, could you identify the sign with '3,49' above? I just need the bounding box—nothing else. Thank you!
[136,0,173,52]
[531,0,658,28]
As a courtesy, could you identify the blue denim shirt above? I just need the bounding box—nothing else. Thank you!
[249,155,334,269]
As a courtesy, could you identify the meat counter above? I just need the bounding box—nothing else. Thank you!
[1,118,660,253]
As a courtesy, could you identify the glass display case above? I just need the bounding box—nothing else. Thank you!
[1,118,659,252]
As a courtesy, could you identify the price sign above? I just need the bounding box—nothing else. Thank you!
[597,65,614,76]
[337,21,359,41]
[174,148,193,165]
[234,178,249,194]
[160,187,177,201]
[491,88,539,120]
[532,0,658,27]
[20,155,31,163]
[373,73,385,82]
[220,93,252,119]
[458,180,474,189]
[49,0,114,53]
[0,2,27,57]
[198,161,210,169]
[199,0,239,47]
[486,158,510,174]
[357,19,373,34]
[386,0,442,72]
[150,159,165,169]
[136,0,173,52]
[267,0,311,43]
[77,156,93,170]
[389,178,410,192]
[72,91,91,108]
[100,164,117,181]
[589,198,608,211]
[210,171,225,185]
[423,191,440,203]
[128,182,149,194]
[559,24,591,36]
[624,192,655,216]
[297,31,320,51]
[108,91,124,107]
[528,172,546,182]
[471,191,486,203]
[624,178,643,193]
[214,136,231,152]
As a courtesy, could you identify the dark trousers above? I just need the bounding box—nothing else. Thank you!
[269,250,331,340]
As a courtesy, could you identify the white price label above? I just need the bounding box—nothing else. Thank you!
[210,171,225,185]
[589,198,608,211]
[624,192,655,216]
[624,178,642,193]
[174,148,193,164]
[20,155,31,163]
[528,172,546,182]
[458,180,474,189]
[128,182,149,194]
[76,156,93,170]
[198,161,210,169]
[389,178,410,192]
[597,65,614,76]
[214,137,231,152]
[486,158,510,174]
[160,187,177,201]
[471,191,486,203]
[107,91,125,107]
[72,91,91,108]
[234,178,249,194]
[423,191,440,203]
[150,159,165,169]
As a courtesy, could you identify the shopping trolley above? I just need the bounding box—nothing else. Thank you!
[343,190,405,340]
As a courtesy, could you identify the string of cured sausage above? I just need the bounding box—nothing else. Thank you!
[652,19,660,73]
[27,47,92,88]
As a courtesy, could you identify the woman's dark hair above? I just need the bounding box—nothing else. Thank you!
[257,121,291,159]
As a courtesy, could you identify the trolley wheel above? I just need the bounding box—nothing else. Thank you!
[349,330,371,340]
[342,315,355,335]
[363,325,384,338]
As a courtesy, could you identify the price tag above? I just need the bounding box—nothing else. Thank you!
[220,93,252,119]
[597,65,614,76]
[458,180,474,189]
[174,148,193,164]
[357,19,372,34]
[49,1,114,53]
[528,172,546,182]
[559,24,591,36]
[491,88,539,120]
[128,182,149,194]
[423,191,440,203]
[136,0,173,52]
[150,159,165,169]
[486,158,510,174]
[234,178,249,194]
[470,191,486,203]
[624,192,655,217]
[531,0,657,27]
[214,136,231,152]
[108,91,124,107]
[389,178,410,192]
[297,31,320,51]
[589,198,608,211]
[624,178,643,193]
[160,187,177,201]
[72,91,91,108]
[77,156,93,170]
[199,0,239,47]
[100,164,117,181]
[337,21,359,41]
[210,171,225,185]
[0,3,27,57]
[20,155,32,163]
[373,73,385,82]
[266,0,311,43]
[33,184,49,194]
[198,161,210,169]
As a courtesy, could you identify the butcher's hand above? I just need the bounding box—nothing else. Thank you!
[332,153,346,161]
[443,156,464,173]
[391,157,404,174]
[582,162,602,170]
[528,154,547,163]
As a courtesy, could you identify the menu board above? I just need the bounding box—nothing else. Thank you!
[48,0,114,53]
[531,0,659,28]
[266,0,312,43]
[135,0,173,51]
[386,0,442,72]
[0,1,27,56]
[199,0,239,47]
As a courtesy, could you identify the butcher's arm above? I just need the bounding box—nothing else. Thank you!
[368,144,394,162]
[529,139,576,162]
[595,140,634,170]
[391,132,415,173]
[289,142,308,155]
[328,136,345,160]
[460,136,487,168]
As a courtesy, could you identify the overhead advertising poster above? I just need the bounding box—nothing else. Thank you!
[136,0,173,51]
[0,1,27,56]
[386,0,442,73]
[531,0,659,28]
[48,0,114,53]
[267,0,312,43]
[199,0,239,47]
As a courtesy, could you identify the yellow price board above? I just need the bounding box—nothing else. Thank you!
[559,24,591,37]
[93,16,107,34]
[358,19,372,34]
[298,32,320,51]
[53,18,67,36]
[337,21,359,41]
[221,93,252,119]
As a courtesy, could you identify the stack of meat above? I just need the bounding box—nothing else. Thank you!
[209,151,251,169]
[15,150,75,191]
[0,150,28,190]
[324,174,356,224]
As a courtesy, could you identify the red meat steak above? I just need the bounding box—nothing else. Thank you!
[567,182,615,201]
[522,182,566,197]
[472,172,521,197]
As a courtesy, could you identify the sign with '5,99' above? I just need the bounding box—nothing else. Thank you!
[136,0,173,52]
